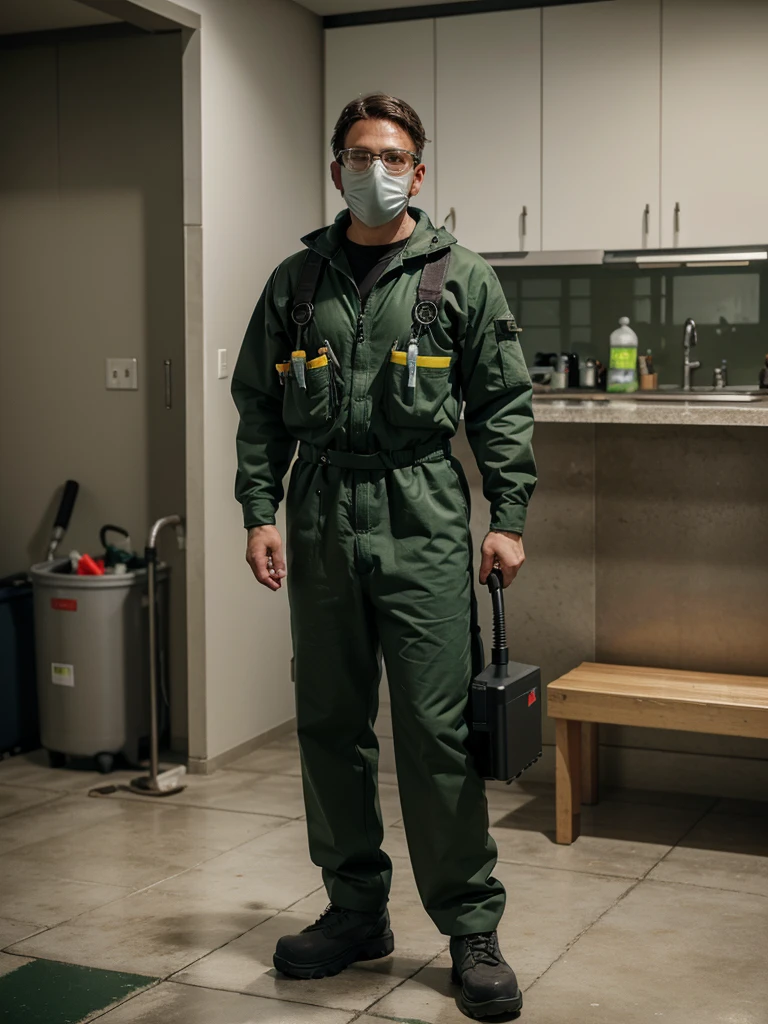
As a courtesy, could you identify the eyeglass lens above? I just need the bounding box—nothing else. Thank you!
[341,149,414,175]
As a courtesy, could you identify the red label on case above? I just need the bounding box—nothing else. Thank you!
[51,598,77,612]
[528,690,537,707]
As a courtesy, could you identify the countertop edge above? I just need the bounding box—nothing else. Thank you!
[533,399,768,427]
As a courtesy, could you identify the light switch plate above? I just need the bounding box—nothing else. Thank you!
[217,348,228,379]
[106,358,138,390]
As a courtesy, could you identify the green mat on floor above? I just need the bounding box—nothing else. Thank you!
[0,959,155,1023]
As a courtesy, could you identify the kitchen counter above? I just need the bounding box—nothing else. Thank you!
[533,396,768,427]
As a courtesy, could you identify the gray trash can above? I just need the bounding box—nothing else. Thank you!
[30,559,169,773]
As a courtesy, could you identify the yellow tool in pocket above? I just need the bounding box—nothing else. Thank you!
[389,351,451,369]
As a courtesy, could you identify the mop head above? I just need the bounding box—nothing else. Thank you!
[129,765,187,796]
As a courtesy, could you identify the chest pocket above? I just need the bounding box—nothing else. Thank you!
[383,347,454,428]
[278,351,332,432]
[382,248,455,430]
[279,249,340,432]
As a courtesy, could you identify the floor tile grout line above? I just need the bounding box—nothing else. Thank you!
[0,792,66,821]
[8,883,334,1006]
[167,974,369,1014]
[81,978,164,1023]
[520,801,721,997]
[521,874,645,995]
[493,856,654,883]
[644,796,719,877]
[361,945,450,1018]
[643,876,768,901]
[85,792,304,819]
[0,809,297,868]
[170,946,450,1019]
[2,850,273,954]
[2,814,299,922]
[162,882,330,984]
[3,822,324,958]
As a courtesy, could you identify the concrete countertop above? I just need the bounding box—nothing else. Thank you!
[533,396,768,427]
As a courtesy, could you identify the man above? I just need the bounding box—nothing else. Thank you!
[232,93,536,1019]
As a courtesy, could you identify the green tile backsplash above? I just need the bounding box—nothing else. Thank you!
[495,263,768,387]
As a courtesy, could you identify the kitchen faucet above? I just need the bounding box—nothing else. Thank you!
[682,318,700,391]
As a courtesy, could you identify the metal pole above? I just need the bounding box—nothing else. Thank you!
[147,554,160,785]
[128,514,186,797]
[144,514,182,789]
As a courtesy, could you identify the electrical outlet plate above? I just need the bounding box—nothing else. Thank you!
[106,358,138,390]
[217,348,228,379]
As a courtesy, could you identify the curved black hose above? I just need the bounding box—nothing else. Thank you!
[487,568,509,666]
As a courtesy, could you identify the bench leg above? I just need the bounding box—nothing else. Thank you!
[556,719,582,844]
[582,722,600,806]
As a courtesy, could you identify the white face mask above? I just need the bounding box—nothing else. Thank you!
[340,160,415,228]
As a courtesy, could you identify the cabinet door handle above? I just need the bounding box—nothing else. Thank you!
[674,201,681,235]
[164,359,172,410]
[443,207,456,230]
[643,203,650,237]
[521,205,528,239]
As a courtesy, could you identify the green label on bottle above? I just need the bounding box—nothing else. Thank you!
[609,347,637,370]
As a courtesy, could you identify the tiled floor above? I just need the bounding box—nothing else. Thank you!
[1,732,767,1024]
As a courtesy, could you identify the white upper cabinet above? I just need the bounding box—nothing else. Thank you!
[324,20,436,226]
[661,0,768,248]
[435,9,541,254]
[542,0,661,251]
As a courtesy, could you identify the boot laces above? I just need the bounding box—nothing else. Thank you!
[466,931,501,968]
[305,903,350,933]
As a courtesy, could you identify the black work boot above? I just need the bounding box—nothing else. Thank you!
[273,904,394,979]
[450,931,523,1019]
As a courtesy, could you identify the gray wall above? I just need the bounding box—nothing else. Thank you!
[0,31,188,746]
[455,421,768,799]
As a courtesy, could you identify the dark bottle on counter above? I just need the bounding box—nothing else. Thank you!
[567,352,580,388]
[760,355,768,390]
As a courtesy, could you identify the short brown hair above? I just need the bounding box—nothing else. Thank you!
[331,93,428,161]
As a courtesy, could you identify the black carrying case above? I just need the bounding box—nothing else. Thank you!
[467,569,542,782]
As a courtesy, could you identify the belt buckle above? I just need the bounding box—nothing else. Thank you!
[319,452,329,466]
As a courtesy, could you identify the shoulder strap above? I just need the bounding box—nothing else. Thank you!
[418,248,452,306]
[293,250,326,310]
[291,249,327,337]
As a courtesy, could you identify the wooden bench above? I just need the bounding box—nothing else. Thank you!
[547,662,768,844]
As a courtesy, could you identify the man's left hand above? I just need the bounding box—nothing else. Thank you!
[479,531,525,588]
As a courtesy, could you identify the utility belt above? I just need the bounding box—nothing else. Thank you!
[298,440,451,471]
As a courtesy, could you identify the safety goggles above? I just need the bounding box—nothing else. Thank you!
[336,147,419,176]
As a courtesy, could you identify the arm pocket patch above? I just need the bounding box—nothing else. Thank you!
[494,316,527,388]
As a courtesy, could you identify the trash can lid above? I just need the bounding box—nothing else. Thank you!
[29,559,169,590]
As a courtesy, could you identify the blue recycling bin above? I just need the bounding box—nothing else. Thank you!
[0,574,40,756]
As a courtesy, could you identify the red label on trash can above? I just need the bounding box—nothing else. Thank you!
[51,598,77,612]
[528,689,537,707]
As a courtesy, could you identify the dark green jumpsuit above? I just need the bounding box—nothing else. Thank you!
[232,208,536,936]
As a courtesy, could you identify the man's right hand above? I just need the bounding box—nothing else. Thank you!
[246,525,286,591]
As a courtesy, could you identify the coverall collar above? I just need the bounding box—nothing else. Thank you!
[301,206,456,264]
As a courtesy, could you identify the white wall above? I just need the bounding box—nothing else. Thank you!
[181,0,324,764]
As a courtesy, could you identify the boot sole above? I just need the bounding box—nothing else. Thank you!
[451,965,524,1019]
[273,931,395,980]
